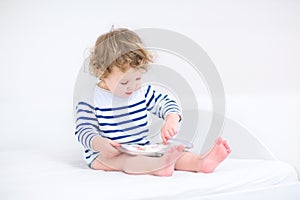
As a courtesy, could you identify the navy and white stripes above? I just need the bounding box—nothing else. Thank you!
[74,84,181,165]
[75,102,99,150]
[144,85,181,120]
[75,101,101,164]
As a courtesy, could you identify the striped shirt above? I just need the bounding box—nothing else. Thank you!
[74,84,181,165]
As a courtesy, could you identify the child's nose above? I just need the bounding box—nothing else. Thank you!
[127,83,134,90]
[127,83,138,91]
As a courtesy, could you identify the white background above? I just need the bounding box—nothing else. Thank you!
[0,0,299,167]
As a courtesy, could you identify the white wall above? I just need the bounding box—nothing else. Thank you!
[0,0,299,165]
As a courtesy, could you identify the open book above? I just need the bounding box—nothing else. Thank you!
[117,138,194,157]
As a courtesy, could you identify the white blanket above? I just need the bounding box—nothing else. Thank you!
[0,149,298,200]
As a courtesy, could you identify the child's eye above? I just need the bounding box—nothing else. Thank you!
[120,81,128,85]
[136,77,141,81]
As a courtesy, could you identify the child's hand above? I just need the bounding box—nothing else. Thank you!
[161,113,181,144]
[102,139,122,158]
[92,136,121,158]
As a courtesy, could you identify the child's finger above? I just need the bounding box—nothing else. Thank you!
[109,140,121,147]
[173,127,178,134]
[163,137,168,144]
[165,130,172,140]
[162,133,167,144]
[161,130,168,144]
[170,128,177,136]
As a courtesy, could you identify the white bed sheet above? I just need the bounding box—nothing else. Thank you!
[0,149,298,200]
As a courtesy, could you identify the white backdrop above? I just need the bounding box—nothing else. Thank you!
[0,0,299,167]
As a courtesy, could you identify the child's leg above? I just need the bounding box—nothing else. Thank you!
[92,145,184,176]
[175,137,231,173]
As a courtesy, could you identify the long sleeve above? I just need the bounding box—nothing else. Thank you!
[74,101,100,150]
[144,85,182,120]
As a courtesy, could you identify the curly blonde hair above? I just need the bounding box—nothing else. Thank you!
[89,28,153,79]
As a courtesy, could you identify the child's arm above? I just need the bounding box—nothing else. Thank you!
[75,101,121,158]
[144,85,182,143]
[75,101,99,150]
[161,113,181,144]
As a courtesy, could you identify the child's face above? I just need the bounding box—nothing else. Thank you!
[103,66,143,98]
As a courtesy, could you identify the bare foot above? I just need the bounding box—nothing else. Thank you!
[152,145,184,176]
[198,137,231,173]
